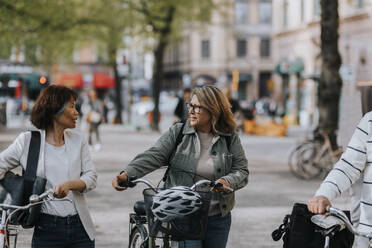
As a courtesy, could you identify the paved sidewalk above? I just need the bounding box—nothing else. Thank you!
[0,125,350,247]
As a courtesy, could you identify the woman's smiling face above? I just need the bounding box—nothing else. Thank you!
[54,98,79,129]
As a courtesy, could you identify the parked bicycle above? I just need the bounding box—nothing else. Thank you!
[288,130,343,180]
[312,206,368,248]
[0,189,55,248]
[122,177,233,248]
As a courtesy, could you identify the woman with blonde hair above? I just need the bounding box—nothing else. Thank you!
[112,85,249,248]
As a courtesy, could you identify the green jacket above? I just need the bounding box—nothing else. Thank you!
[125,122,249,216]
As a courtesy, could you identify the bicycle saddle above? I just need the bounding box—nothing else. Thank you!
[133,201,146,216]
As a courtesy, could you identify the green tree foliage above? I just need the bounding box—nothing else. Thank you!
[0,0,133,123]
[0,0,216,127]
[0,0,84,65]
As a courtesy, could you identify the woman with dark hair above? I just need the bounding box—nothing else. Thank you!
[112,85,249,248]
[0,85,97,247]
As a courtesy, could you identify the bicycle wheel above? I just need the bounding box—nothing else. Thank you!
[316,148,342,179]
[297,142,323,180]
[288,141,315,179]
[128,225,148,248]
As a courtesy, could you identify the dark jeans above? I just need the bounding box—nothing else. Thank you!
[178,212,232,248]
[32,213,94,248]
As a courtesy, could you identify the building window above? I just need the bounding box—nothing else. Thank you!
[283,0,288,28]
[236,39,247,58]
[300,0,305,22]
[201,40,210,59]
[358,0,364,8]
[235,0,249,24]
[314,0,320,17]
[260,38,270,58]
[258,1,272,24]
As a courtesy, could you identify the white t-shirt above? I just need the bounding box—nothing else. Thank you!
[41,143,77,217]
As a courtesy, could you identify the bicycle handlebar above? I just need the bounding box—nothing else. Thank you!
[325,206,372,239]
[29,188,55,203]
[0,189,55,210]
[120,177,234,193]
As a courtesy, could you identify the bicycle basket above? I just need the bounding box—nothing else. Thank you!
[143,187,212,241]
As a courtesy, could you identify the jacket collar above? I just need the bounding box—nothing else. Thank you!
[182,121,232,136]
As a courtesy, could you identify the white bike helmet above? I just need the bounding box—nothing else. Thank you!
[151,186,202,222]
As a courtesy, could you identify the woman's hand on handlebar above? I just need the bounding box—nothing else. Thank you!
[211,178,231,193]
[307,195,331,214]
[112,171,128,191]
[53,182,71,198]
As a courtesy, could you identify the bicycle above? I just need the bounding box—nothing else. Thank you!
[123,177,233,248]
[288,131,343,180]
[0,189,55,248]
[311,206,369,248]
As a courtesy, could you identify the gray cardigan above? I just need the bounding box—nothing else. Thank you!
[0,129,97,240]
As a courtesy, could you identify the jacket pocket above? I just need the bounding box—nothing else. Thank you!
[223,153,233,172]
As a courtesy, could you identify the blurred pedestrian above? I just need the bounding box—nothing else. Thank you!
[224,87,243,131]
[223,87,240,114]
[0,85,97,247]
[113,85,249,248]
[173,88,191,123]
[85,89,104,151]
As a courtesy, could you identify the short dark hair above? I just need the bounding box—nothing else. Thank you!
[30,85,78,130]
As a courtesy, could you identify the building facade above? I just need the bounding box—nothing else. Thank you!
[272,0,372,126]
[163,0,274,101]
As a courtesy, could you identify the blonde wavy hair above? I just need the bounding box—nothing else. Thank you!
[192,85,236,134]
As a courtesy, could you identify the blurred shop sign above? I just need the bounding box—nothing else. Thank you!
[339,64,355,83]
[117,64,129,76]
[0,65,33,74]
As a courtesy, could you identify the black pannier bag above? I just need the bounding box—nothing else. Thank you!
[272,203,354,248]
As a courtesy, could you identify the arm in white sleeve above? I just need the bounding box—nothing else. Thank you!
[315,114,370,200]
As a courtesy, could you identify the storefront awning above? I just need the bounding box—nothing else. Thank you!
[93,73,115,89]
[57,73,83,89]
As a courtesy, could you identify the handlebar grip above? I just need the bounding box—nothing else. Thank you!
[118,176,137,188]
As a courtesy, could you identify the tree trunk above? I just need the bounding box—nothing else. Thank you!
[151,40,166,131]
[108,40,123,124]
[113,60,123,124]
[150,6,175,131]
[318,0,342,150]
